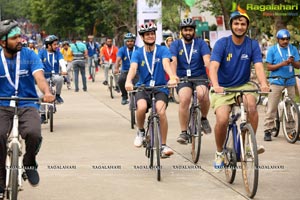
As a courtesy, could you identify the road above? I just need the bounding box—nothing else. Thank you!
[19,69,300,200]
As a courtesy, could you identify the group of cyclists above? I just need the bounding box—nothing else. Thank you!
[0,8,299,198]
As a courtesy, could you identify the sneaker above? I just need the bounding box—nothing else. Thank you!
[96,67,99,72]
[161,145,174,158]
[134,130,145,147]
[176,132,189,144]
[270,127,277,136]
[25,167,39,186]
[121,98,129,105]
[264,130,272,141]
[257,145,265,154]
[88,75,92,80]
[56,95,64,104]
[102,80,108,85]
[201,119,212,134]
[0,186,4,198]
[114,86,120,93]
[40,114,46,124]
[214,151,224,171]
[67,83,71,90]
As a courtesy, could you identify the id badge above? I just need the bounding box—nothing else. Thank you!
[150,80,155,87]
[289,65,292,72]
[109,59,112,64]
[186,69,191,77]
[10,99,16,107]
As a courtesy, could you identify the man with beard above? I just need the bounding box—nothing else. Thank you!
[209,11,270,170]
[0,19,55,195]
[125,22,178,158]
[169,18,212,144]
[263,29,300,141]
[115,32,139,105]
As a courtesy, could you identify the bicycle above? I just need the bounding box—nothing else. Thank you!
[178,77,210,163]
[107,65,120,99]
[267,75,300,143]
[133,84,170,181]
[90,56,97,82]
[0,96,40,200]
[128,91,136,129]
[218,88,263,199]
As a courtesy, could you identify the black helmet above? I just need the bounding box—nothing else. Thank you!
[180,18,196,29]
[138,22,157,35]
[124,32,136,40]
[0,19,18,39]
[45,35,58,46]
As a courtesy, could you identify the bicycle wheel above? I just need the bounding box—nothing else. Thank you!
[282,99,300,143]
[241,123,258,199]
[91,66,96,82]
[109,75,114,99]
[8,143,19,200]
[223,126,237,184]
[153,118,161,181]
[190,107,202,163]
[249,80,261,105]
[129,93,136,129]
[170,87,179,104]
[272,110,280,137]
[48,105,54,132]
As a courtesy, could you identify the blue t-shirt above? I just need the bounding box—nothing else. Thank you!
[266,44,300,86]
[131,45,171,95]
[86,42,99,57]
[0,48,43,109]
[117,45,139,72]
[39,49,63,78]
[210,36,262,87]
[169,38,210,77]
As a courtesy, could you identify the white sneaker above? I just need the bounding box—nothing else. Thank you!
[161,146,174,158]
[134,130,144,147]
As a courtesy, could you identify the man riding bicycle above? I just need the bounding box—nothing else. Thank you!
[86,35,99,80]
[0,19,55,195]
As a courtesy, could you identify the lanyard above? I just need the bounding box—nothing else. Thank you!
[126,47,135,62]
[181,39,194,66]
[47,52,55,71]
[277,44,291,61]
[143,46,157,78]
[1,51,21,95]
[107,46,113,57]
[89,42,95,50]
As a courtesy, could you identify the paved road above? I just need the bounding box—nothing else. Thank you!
[19,70,300,200]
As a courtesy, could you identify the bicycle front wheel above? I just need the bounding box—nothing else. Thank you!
[272,110,280,137]
[8,143,19,200]
[153,118,161,181]
[109,75,114,99]
[282,99,300,143]
[48,105,54,132]
[224,126,237,184]
[91,66,96,82]
[129,93,136,129]
[190,107,202,164]
[241,123,258,199]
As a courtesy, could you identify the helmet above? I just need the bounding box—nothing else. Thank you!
[0,19,19,39]
[62,41,69,46]
[138,22,157,35]
[229,11,250,25]
[44,35,58,46]
[276,29,290,39]
[179,18,196,29]
[124,32,136,40]
[28,39,35,44]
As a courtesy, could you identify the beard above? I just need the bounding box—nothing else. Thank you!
[182,32,195,42]
[6,42,22,54]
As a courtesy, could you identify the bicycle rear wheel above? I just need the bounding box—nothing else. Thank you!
[224,126,237,184]
[153,118,161,181]
[109,75,114,99]
[8,143,19,200]
[241,123,258,199]
[48,105,54,132]
[190,107,202,164]
[272,110,280,137]
[282,99,300,143]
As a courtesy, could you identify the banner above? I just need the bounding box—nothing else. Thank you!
[136,0,162,47]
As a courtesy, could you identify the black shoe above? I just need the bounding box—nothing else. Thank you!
[0,186,4,199]
[25,167,40,186]
[40,114,46,124]
[114,86,120,93]
[102,80,108,85]
[56,95,64,104]
[176,132,189,144]
[264,130,272,141]
[121,98,129,105]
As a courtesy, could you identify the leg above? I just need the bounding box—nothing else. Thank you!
[88,56,92,76]
[80,62,87,91]
[104,63,109,82]
[196,85,212,133]
[118,72,128,104]
[53,75,64,95]
[214,105,231,152]
[73,62,80,91]
[178,87,193,132]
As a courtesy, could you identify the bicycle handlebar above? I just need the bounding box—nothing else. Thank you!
[179,77,210,83]
[132,84,172,92]
[211,89,266,95]
[0,96,41,101]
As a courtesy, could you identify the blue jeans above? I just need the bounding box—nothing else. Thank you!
[72,60,87,91]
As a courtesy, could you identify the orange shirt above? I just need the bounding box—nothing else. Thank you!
[101,45,118,63]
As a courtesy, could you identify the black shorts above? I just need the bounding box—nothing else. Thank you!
[177,75,209,93]
[135,90,168,110]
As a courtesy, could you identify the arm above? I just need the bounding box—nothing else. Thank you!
[209,60,223,93]
[170,56,178,77]
[33,70,55,102]
[163,58,178,85]
[125,62,138,91]
[114,56,122,74]
[254,62,269,92]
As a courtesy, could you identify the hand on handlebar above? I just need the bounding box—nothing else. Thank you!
[125,82,134,91]
[43,93,55,103]
[212,86,224,93]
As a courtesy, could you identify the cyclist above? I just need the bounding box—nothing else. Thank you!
[86,35,99,80]
[125,22,178,158]
[115,32,139,105]
[263,29,300,141]
[209,11,269,169]
[0,19,55,194]
[100,37,119,91]
[165,36,173,48]
[169,18,212,144]
[60,41,73,90]
[28,39,38,54]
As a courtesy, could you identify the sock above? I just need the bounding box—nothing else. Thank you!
[181,130,187,134]
[201,117,207,121]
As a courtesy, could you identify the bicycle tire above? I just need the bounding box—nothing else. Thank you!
[249,80,261,105]
[224,126,237,184]
[49,105,54,132]
[91,66,96,82]
[170,87,179,104]
[272,111,280,137]
[190,107,202,163]
[282,99,300,143]
[153,118,161,181]
[109,75,114,99]
[241,123,259,198]
[8,143,19,200]
[129,93,136,129]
